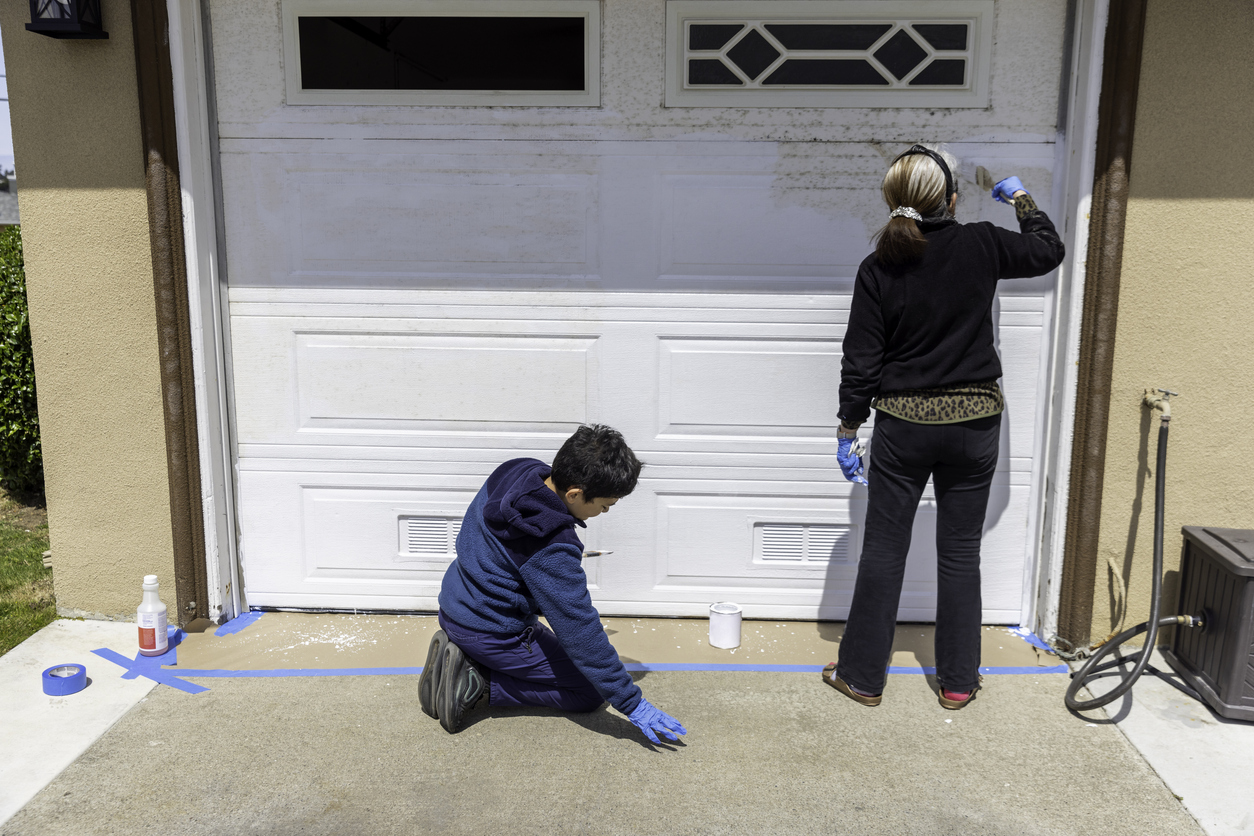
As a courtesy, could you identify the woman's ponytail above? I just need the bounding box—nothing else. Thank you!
[874,215,928,265]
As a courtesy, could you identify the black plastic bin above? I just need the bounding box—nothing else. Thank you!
[1162,526,1254,721]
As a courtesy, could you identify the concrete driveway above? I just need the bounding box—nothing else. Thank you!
[0,614,1204,835]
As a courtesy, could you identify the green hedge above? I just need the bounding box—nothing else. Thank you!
[0,226,42,494]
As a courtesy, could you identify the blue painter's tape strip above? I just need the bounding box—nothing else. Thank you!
[92,637,210,695]
[1008,626,1056,653]
[215,610,263,637]
[982,664,1068,674]
[168,667,423,678]
[886,665,1068,675]
[624,663,823,673]
[103,662,1068,680]
[618,663,1070,674]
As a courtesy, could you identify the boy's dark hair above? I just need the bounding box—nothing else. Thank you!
[551,424,642,499]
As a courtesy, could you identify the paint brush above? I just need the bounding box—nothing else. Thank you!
[975,165,997,191]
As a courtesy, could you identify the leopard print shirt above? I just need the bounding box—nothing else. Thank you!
[1013,192,1040,221]
[873,381,1004,424]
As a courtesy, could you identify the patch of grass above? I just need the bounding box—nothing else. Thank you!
[0,489,54,656]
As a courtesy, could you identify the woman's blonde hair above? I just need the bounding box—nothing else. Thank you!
[873,144,959,266]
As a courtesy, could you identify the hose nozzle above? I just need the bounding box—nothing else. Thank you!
[1144,388,1178,421]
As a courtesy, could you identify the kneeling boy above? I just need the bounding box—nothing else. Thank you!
[418,424,686,744]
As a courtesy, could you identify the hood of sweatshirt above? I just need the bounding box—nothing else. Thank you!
[482,458,585,543]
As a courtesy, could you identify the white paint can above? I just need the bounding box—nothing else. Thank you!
[708,602,742,649]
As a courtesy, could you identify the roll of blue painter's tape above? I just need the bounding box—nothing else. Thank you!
[42,663,87,696]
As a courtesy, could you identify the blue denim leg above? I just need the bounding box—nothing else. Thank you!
[835,413,999,695]
[438,611,603,712]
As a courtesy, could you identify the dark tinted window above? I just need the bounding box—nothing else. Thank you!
[688,59,744,85]
[298,17,585,91]
[764,24,890,50]
[689,24,744,50]
[763,60,889,86]
[911,24,968,50]
[909,59,966,86]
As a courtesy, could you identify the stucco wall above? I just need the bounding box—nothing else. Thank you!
[0,0,176,619]
[1089,0,1254,640]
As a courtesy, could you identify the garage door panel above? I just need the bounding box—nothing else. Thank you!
[231,289,1042,619]
[658,337,841,438]
[209,0,1067,139]
[239,472,493,608]
[996,320,1046,461]
[221,146,606,286]
[295,332,598,433]
[291,174,599,272]
[303,487,472,577]
[230,299,855,447]
[220,140,1058,291]
[219,141,907,291]
[656,493,863,585]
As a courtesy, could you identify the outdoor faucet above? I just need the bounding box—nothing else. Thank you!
[1143,388,1178,423]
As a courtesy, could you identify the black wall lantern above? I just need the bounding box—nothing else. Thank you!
[26,0,108,39]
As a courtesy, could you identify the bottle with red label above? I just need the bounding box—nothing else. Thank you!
[137,574,168,657]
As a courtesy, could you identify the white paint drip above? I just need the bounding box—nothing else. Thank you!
[261,616,388,654]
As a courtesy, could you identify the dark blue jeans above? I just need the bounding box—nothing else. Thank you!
[835,412,1000,695]
[438,611,603,712]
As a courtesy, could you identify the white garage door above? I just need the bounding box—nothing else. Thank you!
[213,0,1067,621]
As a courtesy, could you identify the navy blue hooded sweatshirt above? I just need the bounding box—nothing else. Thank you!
[438,458,641,714]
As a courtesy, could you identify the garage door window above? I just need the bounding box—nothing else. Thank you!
[283,0,600,106]
[666,0,992,108]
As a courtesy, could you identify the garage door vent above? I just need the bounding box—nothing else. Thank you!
[757,523,853,564]
[401,516,463,556]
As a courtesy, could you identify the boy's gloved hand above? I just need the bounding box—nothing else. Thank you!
[992,176,1028,204]
[628,698,687,744]
[838,437,869,486]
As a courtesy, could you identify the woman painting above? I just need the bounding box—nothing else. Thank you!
[823,144,1065,709]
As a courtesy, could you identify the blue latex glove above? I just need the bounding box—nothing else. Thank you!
[992,176,1028,204]
[628,698,687,744]
[838,437,868,486]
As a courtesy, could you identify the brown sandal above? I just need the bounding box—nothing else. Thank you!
[938,677,983,710]
[821,663,882,707]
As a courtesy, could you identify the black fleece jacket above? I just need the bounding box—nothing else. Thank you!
[838,206,1065,425]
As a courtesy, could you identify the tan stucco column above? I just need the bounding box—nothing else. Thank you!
[0,0,176,620]
[1086,0,1254,641]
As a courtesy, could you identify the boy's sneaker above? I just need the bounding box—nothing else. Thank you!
[437,639,489,734]
[418,630,449,720]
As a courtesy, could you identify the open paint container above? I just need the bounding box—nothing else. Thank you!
[708,602,743,649]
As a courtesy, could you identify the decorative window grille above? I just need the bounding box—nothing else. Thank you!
[756,522,854,564]
[400,516,463,556]
[666,0,992,108]
[283,0,601,107]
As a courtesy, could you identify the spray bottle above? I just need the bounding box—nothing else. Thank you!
[137,574,169,657]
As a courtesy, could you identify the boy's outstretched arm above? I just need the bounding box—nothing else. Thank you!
[521,545,687,742]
